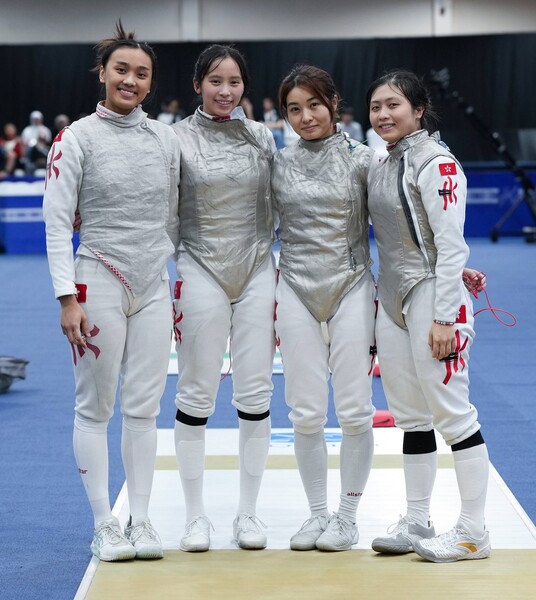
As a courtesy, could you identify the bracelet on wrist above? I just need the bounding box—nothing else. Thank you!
[434,319,454,326]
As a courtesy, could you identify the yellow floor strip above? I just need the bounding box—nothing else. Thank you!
[85,549,536,600]
[155,454,455,470]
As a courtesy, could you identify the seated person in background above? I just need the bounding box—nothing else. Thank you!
[339,106,364,142]
[262,97,284,149]
[21,110,52,147]
[0,123,25,178]
[157,98,186,125]
[53,114,71,137]
[27,132,51,174]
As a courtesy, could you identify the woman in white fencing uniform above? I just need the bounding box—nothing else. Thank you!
[172,45,276,552]
[367,70,490,563]
[43,23,180,562]
[272,65,377,552]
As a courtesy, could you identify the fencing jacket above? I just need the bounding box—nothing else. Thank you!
[272,131,373,323]
[367,129,469,329]
[43,103,180,298]
[173,108,274,300]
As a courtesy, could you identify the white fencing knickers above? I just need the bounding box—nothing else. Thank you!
[72,255,172,422]
[275,272,376,435]
[375,277,480,446]
[174,250,276,418]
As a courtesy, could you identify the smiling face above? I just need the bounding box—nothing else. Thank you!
[369,83,424,144]
[99,47,153,115]
[195,56,244,117]
[285,85,336,141]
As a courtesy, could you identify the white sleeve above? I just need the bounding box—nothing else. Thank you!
[417,156,469,322]
[42,128,84,299]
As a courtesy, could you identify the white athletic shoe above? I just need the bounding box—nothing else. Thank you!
[91,516,136,562]
[372,516,436,554]
[290,514,330,551]
[124,517,164,559]
[180,515,212,552]
[233,514,267,549]
[315,512,358,552]
[413,527,491,563]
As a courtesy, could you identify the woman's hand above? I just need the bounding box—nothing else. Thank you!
[59,295,90,346]
[73,210,82,232]
[463,268,486,298]
[428,321,456,360]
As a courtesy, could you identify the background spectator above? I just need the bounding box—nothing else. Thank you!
[339,106,364,142]
[157,98,186,124]
[0,123,25,178]
[262,97,285,149]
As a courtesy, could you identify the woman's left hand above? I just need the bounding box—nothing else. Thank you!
[428,321,456,360]
[463,268,486,298]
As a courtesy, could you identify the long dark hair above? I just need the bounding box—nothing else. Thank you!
[366,70,439,134]
[93,20,158,103]
[193,44,250,98]
[279,64,339,123]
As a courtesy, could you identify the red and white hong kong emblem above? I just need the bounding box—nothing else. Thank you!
[439,162,457,176]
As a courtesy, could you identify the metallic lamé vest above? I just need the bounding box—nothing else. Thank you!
[272,132,373,322]
[174,111,274,300]
[69,110,178,296]
[367,130,462,328]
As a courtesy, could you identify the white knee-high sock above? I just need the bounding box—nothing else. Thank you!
[338,429,374,522]
[73,415,111,526]
[294,430,328,516]
[121,416,157,523]
[237,415,271,516]
[453,443,489,537]
[404,451,437,526]
[174,421,206,522]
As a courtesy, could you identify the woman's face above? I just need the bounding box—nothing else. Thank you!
[369,83,423,144]
[99,47,153,115]
[285,85,335,141]
[195,57,244,117]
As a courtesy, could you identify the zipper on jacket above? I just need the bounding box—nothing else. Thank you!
[348,247,357,271]
[397,156,421,249]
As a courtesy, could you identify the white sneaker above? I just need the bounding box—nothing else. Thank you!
[233,514,267,549]
[290,514,329,551]
[124,517,163,559]
[372,516,436,554]
[414,527,491,563]
[315,513,358,552]
[91,516,136,562]
[180,516,212,552]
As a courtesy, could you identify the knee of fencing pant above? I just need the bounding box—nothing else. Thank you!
[74,413,109,434]
[340,420,374,436]
[122,415,156,432]
[292,418,326,436]
[176,440,205,479]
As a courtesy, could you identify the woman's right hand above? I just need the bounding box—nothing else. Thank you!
[59,295,90,346]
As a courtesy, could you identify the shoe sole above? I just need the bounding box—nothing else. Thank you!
[180,543,210,552]
[414,544,491,563]
[91,547,137,562]
[136,548,164,559]
[290,541,318,551]
[371,540,413,554]
[316,534,359,552]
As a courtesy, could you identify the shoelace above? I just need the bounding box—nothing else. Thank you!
[237,515,266,532]
[386,515,409,535]
[98,521,124,543]
[130,521,159,543]
[185,516,214,535]
[327,514,353,534]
